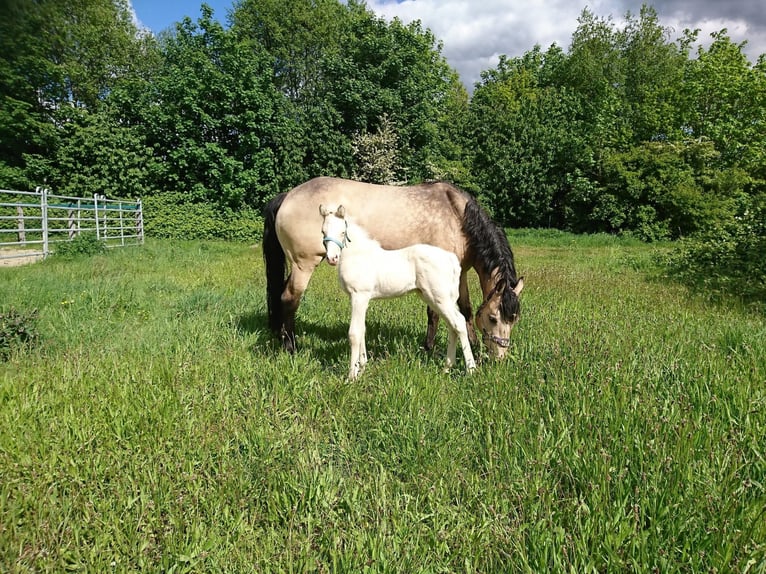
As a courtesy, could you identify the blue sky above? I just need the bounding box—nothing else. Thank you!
[129,0,766,89]
[130,0,234,34]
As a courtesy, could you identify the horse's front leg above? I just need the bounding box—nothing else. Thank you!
[423,306,439,352]
[458,270,477,348]
[348,294,370,380]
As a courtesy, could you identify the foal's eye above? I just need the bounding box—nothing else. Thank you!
[489,314,498,324]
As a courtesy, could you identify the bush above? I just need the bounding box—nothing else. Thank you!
[143,193,263,242]
[666,192,766,309]
[54,232,107,258]
[0,307,39,360]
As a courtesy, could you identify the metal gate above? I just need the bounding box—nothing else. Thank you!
[0,187,143,263]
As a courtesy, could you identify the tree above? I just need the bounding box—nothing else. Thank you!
[351,114,401,184]
[617,6,686,143]
[139,6,299,207]
[681,30,766,175]
[232,0,462,183]
[469,49,586,227]
[0,0,147,190]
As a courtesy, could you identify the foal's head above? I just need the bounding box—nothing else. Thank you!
[319,204,347,266]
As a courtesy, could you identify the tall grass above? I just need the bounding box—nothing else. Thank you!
[1,236,764,572]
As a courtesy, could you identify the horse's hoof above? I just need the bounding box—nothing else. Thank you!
[282,341,296,354]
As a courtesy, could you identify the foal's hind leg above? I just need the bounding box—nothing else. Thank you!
[425,273,475,351]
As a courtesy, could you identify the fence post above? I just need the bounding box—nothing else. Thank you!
[68,208,76,239]
[118,201,125,246]
[93,193,100,240]
[103,195,108,242]
[136,199,144,244]
[40,187,49,257]
[16,205,25,243]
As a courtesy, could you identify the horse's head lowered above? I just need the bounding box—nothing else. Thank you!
[319,204,348,266]
[474,276,524,359]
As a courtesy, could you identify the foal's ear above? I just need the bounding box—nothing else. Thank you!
[337,205,346,218]
[319,204,329,217]
[513,277,524,296]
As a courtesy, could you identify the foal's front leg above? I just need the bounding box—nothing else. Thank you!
[445,327,458,371]
[348,294,370,380]
[443,307,476,373]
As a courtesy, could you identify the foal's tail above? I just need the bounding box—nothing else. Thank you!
[263,192,288,333]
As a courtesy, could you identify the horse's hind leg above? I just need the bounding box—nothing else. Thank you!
[280,264,316,353]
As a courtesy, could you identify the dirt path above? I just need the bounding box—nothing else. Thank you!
[0,249,44,267]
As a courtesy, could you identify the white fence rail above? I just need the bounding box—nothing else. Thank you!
[0,187,143,263]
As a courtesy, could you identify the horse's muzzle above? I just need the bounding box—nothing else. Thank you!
[482,328,511,349]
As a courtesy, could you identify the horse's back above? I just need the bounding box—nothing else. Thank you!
[276,177,471,262]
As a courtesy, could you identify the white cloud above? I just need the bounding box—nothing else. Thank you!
[125,0,152,36]
[366,0,766,90]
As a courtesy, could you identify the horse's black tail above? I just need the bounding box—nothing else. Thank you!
[263,192,288,334]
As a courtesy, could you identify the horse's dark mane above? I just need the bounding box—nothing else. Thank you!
[461,198,520,320]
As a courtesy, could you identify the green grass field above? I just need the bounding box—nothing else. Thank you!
[1,235,764,572]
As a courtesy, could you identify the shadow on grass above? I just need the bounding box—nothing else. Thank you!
[235,311,435,368]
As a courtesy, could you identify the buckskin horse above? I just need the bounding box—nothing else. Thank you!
[263,176,524,358]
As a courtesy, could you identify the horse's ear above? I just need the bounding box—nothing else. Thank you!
[337,205,346,218]
[513,277,524,296]
[319,204,329,216]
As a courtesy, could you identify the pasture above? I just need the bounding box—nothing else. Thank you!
[1,234,764,572]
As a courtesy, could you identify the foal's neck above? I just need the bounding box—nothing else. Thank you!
[343,221,377,250]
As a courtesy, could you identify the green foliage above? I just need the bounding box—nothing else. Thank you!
[667,192,766,307]
[54,232,107,258]
[351,114,401,183]
[470,49,586,227]
[143,193,263,242]
[50,107,152,199]
[0,0,143,188]
[0,307,39,360]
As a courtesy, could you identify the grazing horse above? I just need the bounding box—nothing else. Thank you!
[263,176,524,357]
[320,204,476,379]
